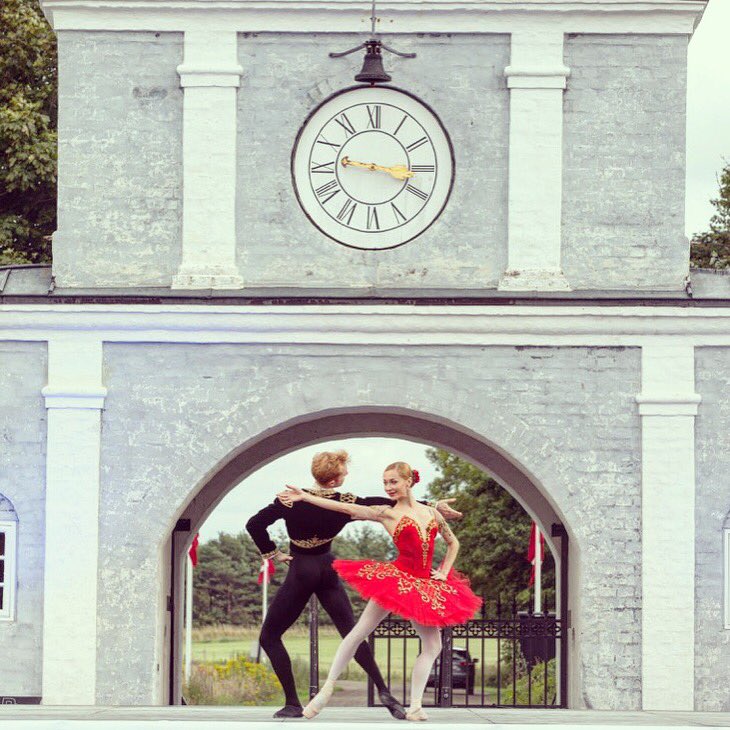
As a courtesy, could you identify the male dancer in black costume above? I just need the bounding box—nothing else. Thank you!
[246,450,460,719]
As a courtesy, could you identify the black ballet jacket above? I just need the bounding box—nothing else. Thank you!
[246,488,412,557]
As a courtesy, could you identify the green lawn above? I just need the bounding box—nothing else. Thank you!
[192,626,499,683]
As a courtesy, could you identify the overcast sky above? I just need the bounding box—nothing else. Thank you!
[200,2,727,543]
[686,0,729,235]
[198,438,438,543]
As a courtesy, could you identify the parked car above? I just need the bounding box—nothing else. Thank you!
[426,647,478,694]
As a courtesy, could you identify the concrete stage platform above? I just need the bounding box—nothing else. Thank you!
[1,707,730,729]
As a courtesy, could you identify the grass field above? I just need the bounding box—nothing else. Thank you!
[192,625,499,683]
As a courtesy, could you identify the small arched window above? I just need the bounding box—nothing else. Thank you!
[0,495,18,622]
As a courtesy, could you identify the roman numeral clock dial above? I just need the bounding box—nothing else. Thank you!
[291,86,454,250]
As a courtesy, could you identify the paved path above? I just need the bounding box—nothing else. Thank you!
[1,707,730,728]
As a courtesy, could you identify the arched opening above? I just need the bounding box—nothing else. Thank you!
[161,407,577,708]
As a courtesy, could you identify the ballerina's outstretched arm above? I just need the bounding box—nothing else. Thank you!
[278,484,389,522]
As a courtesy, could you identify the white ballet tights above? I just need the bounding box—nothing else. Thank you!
[326,600,390,682]
[408,622,442,714]
[311,600,443,718]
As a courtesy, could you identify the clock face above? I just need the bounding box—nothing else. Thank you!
[291,86,454,250]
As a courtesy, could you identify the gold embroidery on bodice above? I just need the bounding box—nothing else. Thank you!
[290,535,335,549]
[392,515,438,567]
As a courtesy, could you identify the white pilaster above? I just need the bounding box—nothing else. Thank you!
[172,31,244,290]
[41,338,106,704]
[499,30,571,292]
[636,343,699,710]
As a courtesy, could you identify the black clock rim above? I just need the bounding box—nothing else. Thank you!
[290,83,456,252]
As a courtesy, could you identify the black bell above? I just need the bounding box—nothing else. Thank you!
[355,40,391,84]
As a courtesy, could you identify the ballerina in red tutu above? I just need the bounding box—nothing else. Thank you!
[279,461,482,721]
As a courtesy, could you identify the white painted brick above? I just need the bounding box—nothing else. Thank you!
[94,343,643,707]
[0,343,47,698]
[694,348,730,712]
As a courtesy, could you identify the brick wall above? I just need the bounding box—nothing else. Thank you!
[562,35,688,290]
[54,31,183,288]
[97,343,641,707]
[694,347,730,711]
[51,30,691,292]
[236,33,509,289]
[0,343,47,698]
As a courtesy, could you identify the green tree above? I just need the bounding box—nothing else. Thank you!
[193,531,277,626]
[690,161,730,270]
[0,0,57,264]
[425,448,555,609]
[192,526,395,627]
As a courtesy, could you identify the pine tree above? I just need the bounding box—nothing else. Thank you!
[690,162,730,270]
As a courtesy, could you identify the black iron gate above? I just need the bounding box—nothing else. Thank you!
[307,524,568,710]
[365,601,564,709]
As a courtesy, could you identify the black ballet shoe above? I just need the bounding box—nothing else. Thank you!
[273,704,304,718]
[379,690,407,720]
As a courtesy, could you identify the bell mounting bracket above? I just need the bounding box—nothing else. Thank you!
[328,1,416,84]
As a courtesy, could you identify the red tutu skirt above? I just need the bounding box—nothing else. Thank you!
[333,559,482,628]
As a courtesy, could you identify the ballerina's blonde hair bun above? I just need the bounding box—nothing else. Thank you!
[385,461,417,484]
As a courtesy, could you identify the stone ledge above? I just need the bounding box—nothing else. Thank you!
[0,706,729,726]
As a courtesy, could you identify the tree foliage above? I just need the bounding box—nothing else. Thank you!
[193,531,274,627]
[193,526,394,627]
[194,453,557,627]
[425,448,555,608]
[0,0,57,264]
[690,161,730,270]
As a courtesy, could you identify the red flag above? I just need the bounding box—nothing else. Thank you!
[188,533,199,568]
[258,558,276,585]
[527,522,544,585]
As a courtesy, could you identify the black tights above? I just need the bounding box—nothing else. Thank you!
[259,552,388,707]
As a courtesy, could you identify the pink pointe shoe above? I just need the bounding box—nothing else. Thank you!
[406,706,429,721]
[303,680,335,719]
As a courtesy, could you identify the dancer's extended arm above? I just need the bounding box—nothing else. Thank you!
[245,499,292,562]
[358,494,463,521]
[432,510,460,580]
[282,485,387,522]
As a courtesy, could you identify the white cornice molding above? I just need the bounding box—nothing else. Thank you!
[636,343,701,416]
[43,339,107,409]
[2,305,730,345]
[635,394,702,416]
[504,65,571,89]
[41,386,109,410]
[177,64,244,87]
[40,0,706,33]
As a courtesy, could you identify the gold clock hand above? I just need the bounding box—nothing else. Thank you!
[340,156,415,181]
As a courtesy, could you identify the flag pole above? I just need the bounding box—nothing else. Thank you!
[533,525,542,614]
[262,558,269,621]
[255,558,270,664]
[184,553,193,683]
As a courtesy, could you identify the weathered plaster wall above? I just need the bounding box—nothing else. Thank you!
[562,35,688,290]
[0,343,47,698]
[97,343,641,708]
[54,31,183,288]
[694,347,730,711]
[236,32,509,289]
[51,30,691,292]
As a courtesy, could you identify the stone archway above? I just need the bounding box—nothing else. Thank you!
[164,407,575,706]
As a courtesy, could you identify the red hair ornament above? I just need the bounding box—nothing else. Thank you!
[411,469,420,485]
